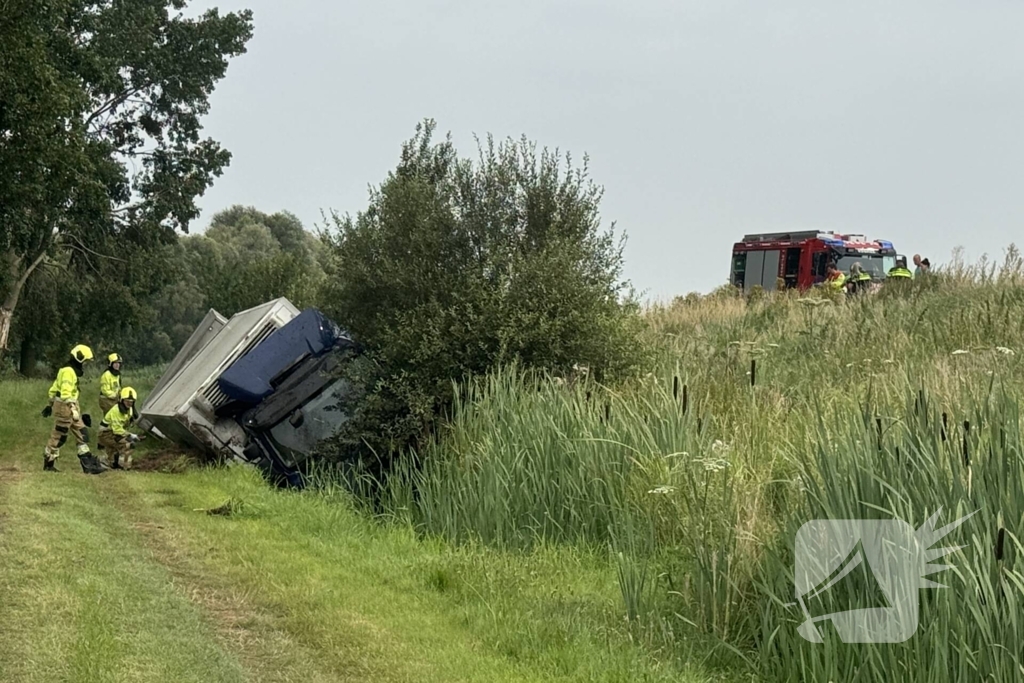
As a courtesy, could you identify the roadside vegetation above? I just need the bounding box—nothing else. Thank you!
[2,254,1022,681]
[368,253,1024,682]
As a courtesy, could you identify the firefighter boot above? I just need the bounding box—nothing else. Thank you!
[77,445,108,475]
[112,453,123,470]
[43,448,60,472]
[78,454,109,475]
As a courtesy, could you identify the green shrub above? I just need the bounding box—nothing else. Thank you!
[318,120,651,471]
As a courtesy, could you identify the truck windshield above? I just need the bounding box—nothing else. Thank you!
[833,254,894,279]
[268,380,352,464]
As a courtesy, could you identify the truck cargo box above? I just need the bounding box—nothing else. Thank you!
[139,298,300,458]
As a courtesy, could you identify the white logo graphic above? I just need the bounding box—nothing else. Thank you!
[794,508,975,643]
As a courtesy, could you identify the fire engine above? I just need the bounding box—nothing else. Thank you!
[730,230,899,292]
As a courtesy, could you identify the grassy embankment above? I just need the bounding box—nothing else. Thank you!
[0,371,724,681]
[376,252,1024,682]
[4,251,1024,682]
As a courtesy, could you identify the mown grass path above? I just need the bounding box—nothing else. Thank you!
[0,382,546,682]
[0,380,723,683]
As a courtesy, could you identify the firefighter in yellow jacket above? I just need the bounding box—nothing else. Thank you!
[99,387,140,470]
[99,353,123,415]
[42,345,108,474]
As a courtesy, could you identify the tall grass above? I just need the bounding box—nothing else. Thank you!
[364,253,1024,680]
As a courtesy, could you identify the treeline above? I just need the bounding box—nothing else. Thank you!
[8,205,328,372]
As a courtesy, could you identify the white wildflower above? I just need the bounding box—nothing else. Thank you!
[951,349,970,356]
[845,363,854,368]
[701,458,730,473]
[647,485,676,495]
[996,347,1015,356]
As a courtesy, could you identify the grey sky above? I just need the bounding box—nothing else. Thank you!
[189,0,1024,302]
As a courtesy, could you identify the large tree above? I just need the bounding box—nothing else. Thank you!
[320,120,649,471]
[183,205,328,317]
[0,0,253,353]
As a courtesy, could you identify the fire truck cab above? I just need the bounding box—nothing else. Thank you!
[730,230,898,292]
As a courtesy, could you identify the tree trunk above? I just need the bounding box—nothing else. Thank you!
[0,306,13,358]
[19,336,38,377]
[0,248,49,355]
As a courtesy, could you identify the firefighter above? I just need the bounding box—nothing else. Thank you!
[825,263,847,294]
[99,353,123,416]
[848,262,873,294]
[887,257,914,280]
[98,386,141,470]
[41,345,108,474]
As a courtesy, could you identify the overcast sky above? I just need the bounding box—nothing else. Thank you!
[189,0,1024,302]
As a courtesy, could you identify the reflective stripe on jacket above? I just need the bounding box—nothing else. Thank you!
[888,267,913,279]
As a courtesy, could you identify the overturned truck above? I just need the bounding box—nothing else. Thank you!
[139,298,357,487]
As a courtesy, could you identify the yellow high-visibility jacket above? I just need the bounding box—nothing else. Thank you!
[101,404,134,437]
[100,370,121,399]
[827,273,847,291]
[48,366,80,402]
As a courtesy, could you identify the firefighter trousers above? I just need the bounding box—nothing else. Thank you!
[98,430,132,469]
[45,400,90,462]
[99,395,118,417]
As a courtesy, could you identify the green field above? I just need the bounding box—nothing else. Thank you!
[2,258,1023,681]
[0,376,724,682]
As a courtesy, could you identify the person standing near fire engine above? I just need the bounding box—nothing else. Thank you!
[99,353,123,416]
[41,345,108,474]
[825,263,847,294]
[848,262,872,294]
[888,256,914,280]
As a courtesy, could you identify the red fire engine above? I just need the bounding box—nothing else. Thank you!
[730,230,899,292]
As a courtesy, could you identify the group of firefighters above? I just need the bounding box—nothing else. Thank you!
[41,344,142,474]
[823,253,930,296]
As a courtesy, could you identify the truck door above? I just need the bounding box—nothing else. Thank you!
[784,248,801,288]
[761,250,781,291]
[731,252,747,289]
[744,251,765,292]
[811,250,829,284]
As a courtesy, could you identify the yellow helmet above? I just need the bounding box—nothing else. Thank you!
[108,353,122,364]
[71,345,94,363]
[119,387,138,402]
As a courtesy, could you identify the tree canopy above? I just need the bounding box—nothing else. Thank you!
[320,120,649,471]
[0,0,254,353]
